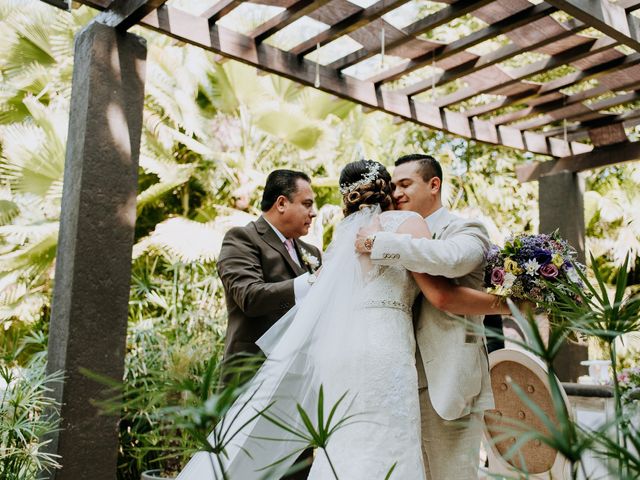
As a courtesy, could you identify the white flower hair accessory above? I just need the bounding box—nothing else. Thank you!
[339,162,381,195]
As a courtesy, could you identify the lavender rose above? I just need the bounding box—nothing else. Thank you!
[539,263,559,279]
[491,267,505,285]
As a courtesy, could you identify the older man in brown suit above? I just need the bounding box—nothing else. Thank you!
[218,169,321,360]
[217,169,321,479]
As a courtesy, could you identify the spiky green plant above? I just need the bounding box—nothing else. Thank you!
[545,252,640,477]
[0,332,62,479]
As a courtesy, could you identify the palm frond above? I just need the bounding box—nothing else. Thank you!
[137,154,196,213]
[299,88,355,121]
[0,199,19,225]
[200,62,239,115]
[0,100,66,198]
[254,105,324,150]
[137,175,193,214]
[132,217,224,263]
[3,11,56,78]
[0,222,58,274]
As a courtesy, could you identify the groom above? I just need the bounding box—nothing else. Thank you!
[356,154,492,479]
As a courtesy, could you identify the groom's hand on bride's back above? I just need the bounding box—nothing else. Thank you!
[355,221,381,254]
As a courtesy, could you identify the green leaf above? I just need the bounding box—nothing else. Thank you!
[254,110,323,150]
[0,199,19,225]
[384,462,397,480]
[205,63,239,114]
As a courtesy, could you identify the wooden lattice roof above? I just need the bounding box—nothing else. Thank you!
[41,0,640,177]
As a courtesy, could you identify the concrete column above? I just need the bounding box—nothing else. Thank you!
[45,21,146,480]
[539,170,588,382]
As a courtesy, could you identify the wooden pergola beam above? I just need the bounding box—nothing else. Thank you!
[522,94,639,132]
[329,0,494,71]
[137,4,588,158]
[369,2,558,85]
[40,0,69,9]
[395,18,585,97]
[288,0,410,57]
[201,0,242,24]
[465,51,640,118]
[436,36,616,108]
[250,0,333,43]
[546,0,640,52]
[553,103,640,140]
[490,74,634,126]
[506,79,640,130]
[517,140,640,182]
[94,0,167,30]
[542,102,640,141]
[620,0,640,12]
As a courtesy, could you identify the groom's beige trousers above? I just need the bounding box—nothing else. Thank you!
[416,350,484,480]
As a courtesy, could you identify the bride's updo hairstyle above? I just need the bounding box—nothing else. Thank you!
[339,160,393,216]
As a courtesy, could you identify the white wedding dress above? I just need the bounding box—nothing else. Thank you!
[177,207,426,480]
[307,209,424,480]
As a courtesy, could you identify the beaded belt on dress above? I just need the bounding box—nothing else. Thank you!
[360,299,412,314]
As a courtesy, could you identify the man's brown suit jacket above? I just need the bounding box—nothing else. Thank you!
[217,216,322,360]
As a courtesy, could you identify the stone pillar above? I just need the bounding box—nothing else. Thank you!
[45,21,146,480]
[539,170,588,382]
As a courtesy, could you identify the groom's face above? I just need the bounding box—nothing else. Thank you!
[391,161,438,218]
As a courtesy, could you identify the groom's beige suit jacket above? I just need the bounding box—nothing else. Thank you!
[370,207,494,421]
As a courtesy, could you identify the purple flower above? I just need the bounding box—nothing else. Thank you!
[486,245,500,262]
[534,248,552,265]
[491,268,505,285]
[539,263,559,279]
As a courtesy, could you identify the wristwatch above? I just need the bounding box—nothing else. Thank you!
[363,234,376,252]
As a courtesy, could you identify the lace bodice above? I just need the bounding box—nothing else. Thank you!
[358,210,421,313]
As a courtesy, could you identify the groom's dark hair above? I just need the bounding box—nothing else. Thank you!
[261,169,311,211]
[395,154,443,183]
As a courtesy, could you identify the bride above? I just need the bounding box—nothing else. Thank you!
[177,160,511,480]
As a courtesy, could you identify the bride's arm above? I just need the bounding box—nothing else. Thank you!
[396,216,511,316]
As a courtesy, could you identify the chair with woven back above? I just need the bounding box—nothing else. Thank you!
[483,348,572,478]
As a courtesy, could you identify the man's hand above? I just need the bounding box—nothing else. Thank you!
[355,218,382,254]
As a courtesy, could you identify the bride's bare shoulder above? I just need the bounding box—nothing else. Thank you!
[377,210,424,232]
[379,210,423,221]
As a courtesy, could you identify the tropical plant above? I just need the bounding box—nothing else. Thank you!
[469,251,640,479]
[115,257,227,479]
[584,163,640,284]
[0,332,62,479]
[545,253,640,477]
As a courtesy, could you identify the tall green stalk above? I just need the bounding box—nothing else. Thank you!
[608,340,629,477]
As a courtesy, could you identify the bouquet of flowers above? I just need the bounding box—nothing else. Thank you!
[484,231,584,303]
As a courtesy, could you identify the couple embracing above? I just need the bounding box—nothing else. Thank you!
[178,154,512,480]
